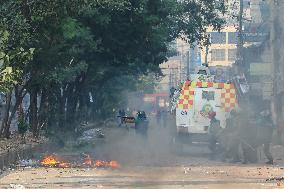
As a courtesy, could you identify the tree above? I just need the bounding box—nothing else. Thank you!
[0,23,34,137]
[0,0,226,138]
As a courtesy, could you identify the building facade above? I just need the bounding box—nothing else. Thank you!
[201,26,238,67]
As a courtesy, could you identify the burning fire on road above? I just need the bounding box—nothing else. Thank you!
[40,154,120,169]
[41,155,71,168]
[95,160,120,169]
[83,154,93,166]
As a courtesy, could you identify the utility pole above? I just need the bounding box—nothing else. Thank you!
[174,68,178,87]
[236,0,244,74]
[270,0,281,142]
[186,51,190,79]
[179,58,182,82]
[204,35,210,67]
[205,44,209,67]
[190,47,195,73]
[169,67,172,89]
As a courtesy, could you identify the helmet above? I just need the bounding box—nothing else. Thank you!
[137,111,146,119]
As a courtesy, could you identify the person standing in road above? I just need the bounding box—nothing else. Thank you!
[208,112,222,159]
[117,109,126,127]
[256,109,275,164]
[156,109,161,126]
[221,110,241,163]
[135,111,149,138]
[239,106,258,164]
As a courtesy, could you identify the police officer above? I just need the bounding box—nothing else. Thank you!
[239,106,258,164]
[256,109,274,164]
[117,109,126,127]
[208,112,222,159]
[221,110,241,162]
[156,109,162,126]
[135,111,149,137]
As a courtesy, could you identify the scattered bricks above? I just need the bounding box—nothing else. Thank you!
[0,142,55,172]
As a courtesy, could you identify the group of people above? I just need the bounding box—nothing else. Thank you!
[117,109,149,137]
[208,105,275,164]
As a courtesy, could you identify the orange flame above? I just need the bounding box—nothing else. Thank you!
[95,160,106,167]
[95,160,120,169]
[108,160,120,169]
[83,154,93,166]
[40,155,71,168]
[40,154,120,169]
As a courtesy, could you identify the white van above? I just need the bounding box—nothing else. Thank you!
[172,67,238,147]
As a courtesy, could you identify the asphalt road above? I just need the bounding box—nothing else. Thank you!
[1,118,284,189]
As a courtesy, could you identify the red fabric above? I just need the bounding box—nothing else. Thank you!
[208,112,216,118]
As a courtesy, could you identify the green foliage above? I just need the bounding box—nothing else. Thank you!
[0,0,227,134]
[0,45,34,92]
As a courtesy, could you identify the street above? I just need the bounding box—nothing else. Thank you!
[1,164,284,189]
[1,1,284,188]
[1,119,284,189]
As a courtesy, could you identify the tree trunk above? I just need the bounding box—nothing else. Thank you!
[4,86,26,138]
[46,87,59,130]
[65,75,85,129]
[30,88,38,137]
[38,89,48,133]
[66,91,78,129]
[58,85,69,129]
[4,100,20,138]
[0,91,12,138]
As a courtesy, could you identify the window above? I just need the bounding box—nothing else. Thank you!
[197,70,207,75]
[228,32,238,44]
[202,91,215,101]
[211,49,225,61]
[210,32,226,44]
[228,49,237,61]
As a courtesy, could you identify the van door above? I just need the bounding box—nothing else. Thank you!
[191,88,217,133]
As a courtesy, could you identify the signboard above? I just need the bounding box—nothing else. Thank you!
[143,96,155,102]
[176,109,190,127]
[243,32,268,43]
[250,63,272,76]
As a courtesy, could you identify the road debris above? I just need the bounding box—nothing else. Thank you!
[183,167,191,174]
[18,159,39,167]
[9,184,25,189]
[77,128,105,145]
[95,129,105,138]
[266,176,284,182]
